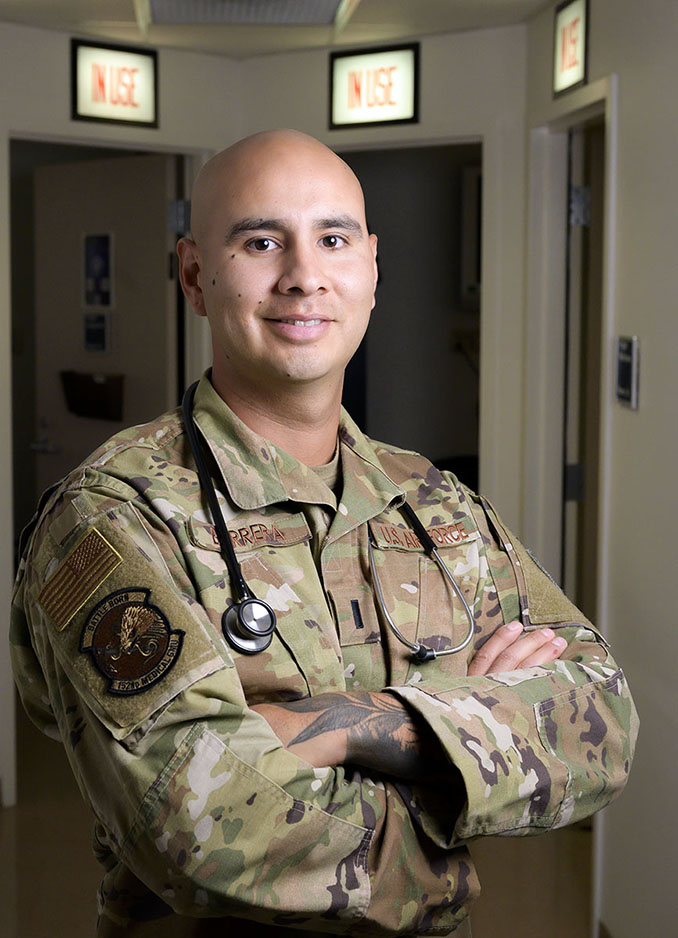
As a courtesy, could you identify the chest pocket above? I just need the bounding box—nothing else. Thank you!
[326,517,482,688]
[185,510,345,702]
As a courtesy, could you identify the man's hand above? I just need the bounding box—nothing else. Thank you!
[467,621,567,676]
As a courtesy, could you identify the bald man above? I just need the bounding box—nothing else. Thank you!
[11,130,637,937]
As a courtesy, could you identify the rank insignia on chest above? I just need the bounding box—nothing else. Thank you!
[80,588,184,695]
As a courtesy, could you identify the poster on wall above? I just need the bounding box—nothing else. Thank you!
[553,0,588,95]
[71,39,158,126]
[329,44,419,129]
[83,233,114,308]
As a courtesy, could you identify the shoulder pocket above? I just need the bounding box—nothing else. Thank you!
[472,494,595,631]
[31,506,229,741]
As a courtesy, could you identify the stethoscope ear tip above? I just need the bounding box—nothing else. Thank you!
[412,645,437,663]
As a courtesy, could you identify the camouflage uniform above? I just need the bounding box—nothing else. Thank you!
[10,373,638,937]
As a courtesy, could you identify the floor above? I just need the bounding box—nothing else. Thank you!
[471,827,591,938]
[0,703,101,938]
[1,701,591,938]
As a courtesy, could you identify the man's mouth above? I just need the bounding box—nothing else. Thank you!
[278,318,325,327]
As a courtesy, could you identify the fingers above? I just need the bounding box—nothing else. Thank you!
[515,632,567,669]
[467,620,522,675]
[467,621,568,676]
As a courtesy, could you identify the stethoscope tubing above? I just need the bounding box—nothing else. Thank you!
[369,503,476,662]
[182,381,252,602]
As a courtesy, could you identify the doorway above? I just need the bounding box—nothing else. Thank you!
[10,140,186,550]
[562,120,606,620]
[8,138,190,934]
[340,143,482,491]
[523,80,618,938]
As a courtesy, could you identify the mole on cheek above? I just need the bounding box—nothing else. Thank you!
[211,279,216,286]
[237,294,241,298]
[231,254,235,259]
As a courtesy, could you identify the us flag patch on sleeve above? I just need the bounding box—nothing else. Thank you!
[38,528,122,631]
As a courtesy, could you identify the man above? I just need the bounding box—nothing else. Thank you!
[11,130,637,937]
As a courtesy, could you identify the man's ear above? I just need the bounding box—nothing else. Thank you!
[177,238,207,317]
[369,233,379,306]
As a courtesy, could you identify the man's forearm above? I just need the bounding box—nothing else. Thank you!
[252,626,569,778]
[252,691,444,778]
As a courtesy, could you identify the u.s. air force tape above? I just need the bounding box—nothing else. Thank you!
[80,588,184,696]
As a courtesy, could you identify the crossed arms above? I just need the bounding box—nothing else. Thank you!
[254,621,568,778]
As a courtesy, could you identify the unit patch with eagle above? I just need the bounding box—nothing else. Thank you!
[80,588,184,695]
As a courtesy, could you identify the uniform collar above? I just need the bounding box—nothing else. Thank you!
[191,372,404,520]
[330,408,406,543]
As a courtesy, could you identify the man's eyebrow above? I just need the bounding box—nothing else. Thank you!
[315,215,364,237]
[224,214,365,243]
[225,218,284,242]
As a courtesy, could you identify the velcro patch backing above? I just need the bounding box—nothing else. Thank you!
[38,528,122,631]
[511,538,590,626]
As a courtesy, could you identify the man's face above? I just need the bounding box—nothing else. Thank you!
[180,135,378,402]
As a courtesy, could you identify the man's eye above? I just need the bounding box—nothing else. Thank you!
[249,238,276,252]
[320,234,346,249]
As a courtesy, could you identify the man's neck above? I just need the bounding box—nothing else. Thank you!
[211,369,342,466]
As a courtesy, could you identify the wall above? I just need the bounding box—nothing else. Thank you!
[0,20,242,805]
[526,4,678,936]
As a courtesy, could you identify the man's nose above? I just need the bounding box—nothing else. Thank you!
[276,241,327,295]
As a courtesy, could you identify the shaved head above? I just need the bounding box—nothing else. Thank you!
[177,127,378,446]
[191,129,368,248]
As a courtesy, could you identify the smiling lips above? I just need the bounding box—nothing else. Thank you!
[279,318,324,327]
[263,314,333,344]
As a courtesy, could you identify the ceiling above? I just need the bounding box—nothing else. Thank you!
[0,0,552,58]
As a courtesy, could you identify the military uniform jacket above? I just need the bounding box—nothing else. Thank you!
[11,374,638,937]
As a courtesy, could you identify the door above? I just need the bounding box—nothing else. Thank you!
[562,121,605,619]
[31,152,178,502]
[340,144,482,490]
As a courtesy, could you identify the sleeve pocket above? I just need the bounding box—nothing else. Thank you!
[36,510,230,742]
[534,668,628,827]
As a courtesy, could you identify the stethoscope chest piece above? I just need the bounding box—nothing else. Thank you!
[222,598,276,655]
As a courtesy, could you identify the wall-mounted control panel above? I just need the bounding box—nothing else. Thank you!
[615,335,639,410]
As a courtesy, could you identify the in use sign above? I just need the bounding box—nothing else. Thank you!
[553,0,587,95]
[329,44,419,129]
[71,39,158,127]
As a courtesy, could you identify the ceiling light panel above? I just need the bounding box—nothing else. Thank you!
[149,0,342,25]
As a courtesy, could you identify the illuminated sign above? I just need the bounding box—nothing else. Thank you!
[553,0,588,95]
[71,39,158,127]
[329,44,419,129]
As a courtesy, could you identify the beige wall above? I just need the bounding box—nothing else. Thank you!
[526,4,678,936]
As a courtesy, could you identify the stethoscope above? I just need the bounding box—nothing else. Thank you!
[183,381,475,662]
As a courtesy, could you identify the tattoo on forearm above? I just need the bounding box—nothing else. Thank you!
[285,692,436,779]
